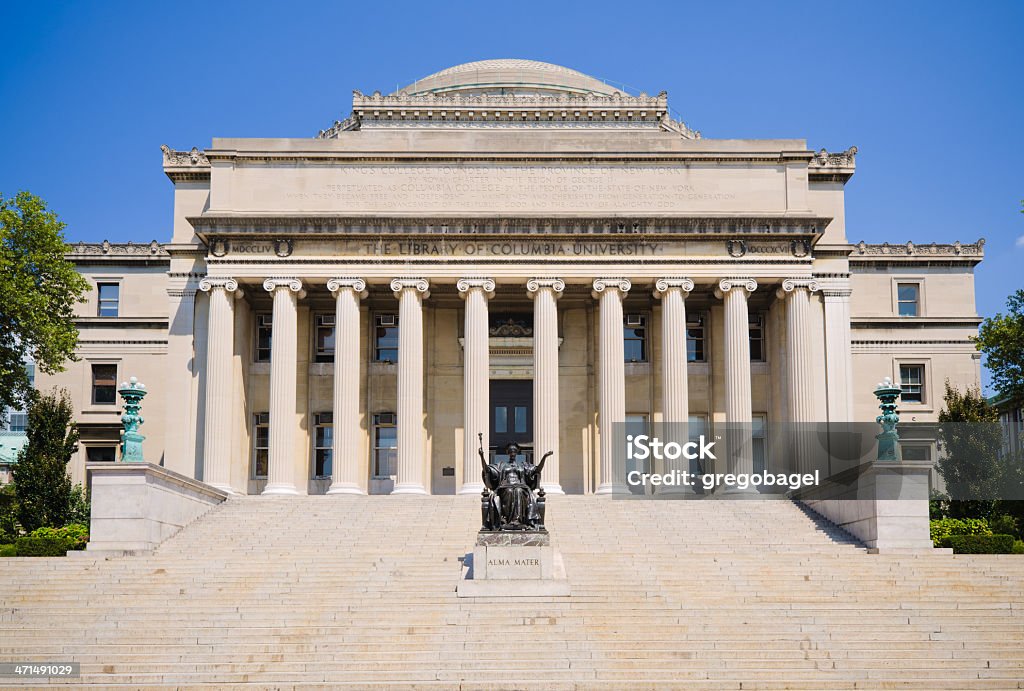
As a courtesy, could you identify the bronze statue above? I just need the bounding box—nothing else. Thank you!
[478,433,552,531]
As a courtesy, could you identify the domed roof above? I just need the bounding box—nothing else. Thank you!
[394,59,619,97]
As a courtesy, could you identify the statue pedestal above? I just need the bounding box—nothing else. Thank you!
[457,531,570,597]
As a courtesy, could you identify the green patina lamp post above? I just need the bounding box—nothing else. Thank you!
[119,376,147,462]
[873,376,901,462]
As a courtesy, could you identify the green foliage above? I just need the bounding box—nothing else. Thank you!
[0,483,19,543]
[988,514,1019,538]
[12,389,78,532]
[975,288,1024,406]
[942,534,1015,554]
[68,483,90,526]
[15,535,71,557]
[29,523,87,550]
[935,382,1023,516]
[1013,540,1024,555]
[0,543,15,557]
[0,191,88,426]
[930,517,991,545]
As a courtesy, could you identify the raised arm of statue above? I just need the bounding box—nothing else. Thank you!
[478,433,488,469]
[537,451,553,473]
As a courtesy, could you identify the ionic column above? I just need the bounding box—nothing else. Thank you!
[457,277,495,494]
[262,278,304,495]
[715,278,757,485]
[391,278,430,495]
[820,280,854,423]
[593,278,631,495]
[780,278,821,474]
[654,278,694,492]
[327,278,368,495]
[528,278,566,494]
[198,277,240,493]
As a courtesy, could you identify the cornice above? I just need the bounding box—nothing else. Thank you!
[161,145,211,183]
[66,240,168,257]
[851,239,985,260]
[188,215,831,237]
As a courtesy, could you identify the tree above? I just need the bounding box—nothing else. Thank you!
[0,191,88,426]
[936,381,1023,519]
[12,389,79,532]
[976,288,1024,406]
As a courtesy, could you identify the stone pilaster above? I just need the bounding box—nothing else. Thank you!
[262,278,304,495]
[592,278,630,495]
[779,279,821,474]
[391,278,430,495]
[527,278,566,494]
[715,278,757,484]
[165,285,197,478]
[457,277,495,494]
[326,278,368,495]
[654,277,694,493]
[819,278,854,423]
[197,277,240,493]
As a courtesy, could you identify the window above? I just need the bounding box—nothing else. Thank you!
[897,283,919,317]
[688,414,709,478]
[97,283,119,317]
[255,314,272,362]
[495,406,528,434]
[899,365,924,403]
[623,314,647,362]
[749,313,765,362]
[7,414,27,432]
[752,415,767,475]
[252,413,269,478]
[86,446,117,462]
[625,414,650,479]
[373,413,397,478]
[26,362,34,388]
[315,314,335,363]
[313,412,333,478]
[375,314,399,363]
[687,312,706,362]
[901,444,932,461]
[91,364,117,405]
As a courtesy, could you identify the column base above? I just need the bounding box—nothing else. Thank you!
[262,483,300,496]
[595,482,629,496]
[206,482,238,495]
[459,482,485,495]
[542,483,565,495]
[391,484,429,495]
[326,483,366,495]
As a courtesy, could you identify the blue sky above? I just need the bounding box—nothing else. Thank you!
[0,1,1021,324]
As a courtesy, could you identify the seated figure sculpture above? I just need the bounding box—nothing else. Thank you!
[478,434,552,531]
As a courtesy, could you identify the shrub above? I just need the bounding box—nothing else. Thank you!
[0,543,15,557]
[930,517,991,545]
[989,514,1019,538]
[28,524,88,551]
[1013,540,1024,555]
[15,535,70,557]
[941,534,1015,554]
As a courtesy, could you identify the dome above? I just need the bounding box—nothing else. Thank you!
[393,59,619,97]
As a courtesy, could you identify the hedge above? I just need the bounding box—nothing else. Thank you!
[930,517,991,545]
[941,534,1015,554]
[15,535,72,557]
[30,524,88,550]
[0,544,15,557]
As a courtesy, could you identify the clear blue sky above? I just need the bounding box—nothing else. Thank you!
[1,1,1021,323]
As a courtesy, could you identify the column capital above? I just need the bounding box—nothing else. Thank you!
[526,278,566,298]
[777,278,820,300]
[199,277,238,293]
[456,277,496,299]
[327,277,368,299]
[714,277,757,299]
[390,277,430,299]
[263,277,305,299]
[592,277,631,300]
[653,277,694,299]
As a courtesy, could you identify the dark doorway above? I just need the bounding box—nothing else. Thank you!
[489,379,533,462]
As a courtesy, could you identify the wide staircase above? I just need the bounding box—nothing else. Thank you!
[2,495,1023,689]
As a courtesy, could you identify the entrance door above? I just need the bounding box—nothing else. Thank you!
[489,380,533,463]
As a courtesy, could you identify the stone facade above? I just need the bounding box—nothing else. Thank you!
[37,60,983,494]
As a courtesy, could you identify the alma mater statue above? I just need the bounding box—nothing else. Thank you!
[478,433,553,531]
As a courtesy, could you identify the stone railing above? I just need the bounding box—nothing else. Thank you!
[66,240,167,258]
[853,239,986,257]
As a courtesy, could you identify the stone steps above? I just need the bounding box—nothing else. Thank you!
[1,494,1023,688]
